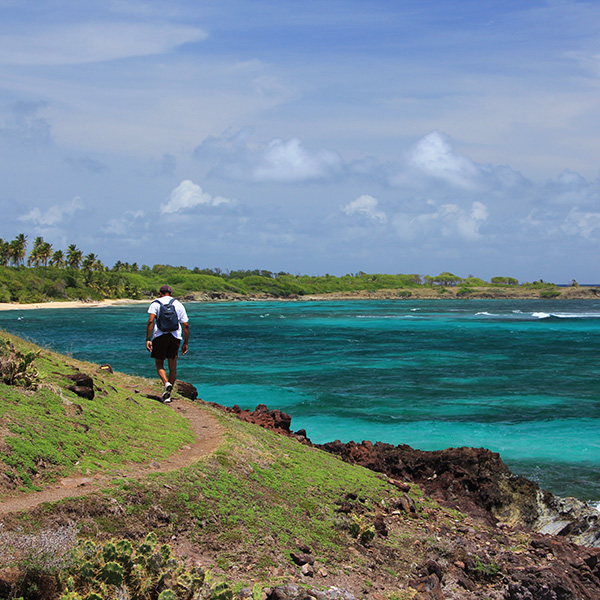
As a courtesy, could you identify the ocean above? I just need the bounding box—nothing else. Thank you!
[1,298,599,504]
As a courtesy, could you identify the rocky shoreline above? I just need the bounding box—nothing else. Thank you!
[188,285,600,302]
[214,402,600,548]
[207,401,600,600]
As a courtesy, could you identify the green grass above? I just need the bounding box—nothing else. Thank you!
[0,330,579,600]
[119,415,398,570]
[0,330,440,594]
[0,330,194,490]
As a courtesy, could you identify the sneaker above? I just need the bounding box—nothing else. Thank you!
[162,382,173,403]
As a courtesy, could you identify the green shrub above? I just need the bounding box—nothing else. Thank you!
[0,338,40,389]
[456,286,473,297]
[64,533,205,600]
[348,514,375,545]
[540,289,561,299]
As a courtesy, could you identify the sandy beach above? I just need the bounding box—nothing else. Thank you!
[0,298,150,311]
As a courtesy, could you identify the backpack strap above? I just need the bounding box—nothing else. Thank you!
[152,298,174,306]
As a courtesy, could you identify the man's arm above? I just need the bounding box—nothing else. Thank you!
[181,322,189,356]
[146,314,156,352]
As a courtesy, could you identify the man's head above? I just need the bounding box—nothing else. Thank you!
[159,284,173,296]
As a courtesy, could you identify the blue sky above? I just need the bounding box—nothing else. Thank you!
[1,0,599,282]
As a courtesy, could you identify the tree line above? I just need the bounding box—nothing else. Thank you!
[0,233,139,273]
[0,232,560,304]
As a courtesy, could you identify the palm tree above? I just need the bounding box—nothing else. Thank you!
[49,249,65,268]
[82,253,96,273]
[9,233,27,266]
[8,241,17,266]
[38,242,53,267]
[66,244,82,269]
[15,233,27,265]
[28,236,44,267]
[31,236,43,252]
[27,248,38,267]
[0,239,9,266]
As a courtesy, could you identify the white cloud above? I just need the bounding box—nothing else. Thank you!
[195,132,346,184]
[18,197,84,226]
[402,131,481,189]
[161,180,232,215]
[0,22,207,66]
[393,200,489,242]
[381,131,530,196]
[252,138,345,183]
[342,195,387,223]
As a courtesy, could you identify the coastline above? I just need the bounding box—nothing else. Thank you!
[193,286,600,302]
[0,284,598,311]
[0,298,150,311]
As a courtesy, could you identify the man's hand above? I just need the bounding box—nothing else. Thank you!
[146,314,156,352]
[181,322,190,356]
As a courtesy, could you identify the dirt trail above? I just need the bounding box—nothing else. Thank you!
[0,398,223,516]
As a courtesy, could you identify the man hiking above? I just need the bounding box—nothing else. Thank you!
[146,284,189,403]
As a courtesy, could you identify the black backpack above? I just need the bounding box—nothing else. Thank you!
[153,298,179,332]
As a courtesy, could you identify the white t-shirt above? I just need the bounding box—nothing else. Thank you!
[147,296,188,340]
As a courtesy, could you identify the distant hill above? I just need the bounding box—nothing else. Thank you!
[1,263,599,305]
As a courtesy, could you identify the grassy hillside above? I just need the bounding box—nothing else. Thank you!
[1,332,599,600]
[0,331,438,598]
[0,331,194,494]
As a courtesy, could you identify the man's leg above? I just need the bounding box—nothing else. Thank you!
[154,358,169,385]
[167,356,177,384]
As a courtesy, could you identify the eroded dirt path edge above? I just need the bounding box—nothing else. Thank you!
[0,399,223,515]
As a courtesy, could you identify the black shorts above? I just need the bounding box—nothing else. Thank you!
[151,333,181,360]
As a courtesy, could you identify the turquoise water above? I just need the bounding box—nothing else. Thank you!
[1,299,599,502]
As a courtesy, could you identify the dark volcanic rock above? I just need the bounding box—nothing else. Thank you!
[317,439,600,548]
[505,569,577,600]
[319,441,509,524]
[212,403,293,435]
[66,385,94,400]
[411,572,444,600]
[175,380,199,400]
[65,373,94,388]
[65,373,95,400]
[290,552,314,566]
